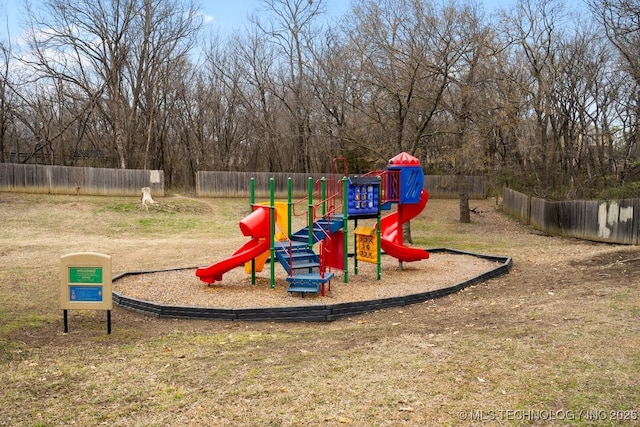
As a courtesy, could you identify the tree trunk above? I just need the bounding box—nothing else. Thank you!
[402,221,413,244]
[458,174,470,223]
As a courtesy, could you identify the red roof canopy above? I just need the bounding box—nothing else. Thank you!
[388,152,420,166]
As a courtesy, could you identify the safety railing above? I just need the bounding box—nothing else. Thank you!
[363,169,400,205]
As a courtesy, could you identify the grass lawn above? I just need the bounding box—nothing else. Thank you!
[0,192,638,426]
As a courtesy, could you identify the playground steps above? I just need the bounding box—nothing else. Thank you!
[286,272,334,295]
[275,242,328,295]
[289,216,344,245]
[275,241,321,273]
[276,216,344,295]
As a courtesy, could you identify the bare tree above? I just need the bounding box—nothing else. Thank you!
[127,0,202,172]
[184,34,253,172]
[443,4,494,222]
[251,0,326,173]
[0,40,12,163]
[588,0,640,83]
[307,28,367,171]
[495,0,635,196]
[22,0,201,171]
[233,27,289,172]
[0,0,635,199]
[344,0,444,163]
[588,0,640,181]
[503,0,571,189]
[24,0,139,168]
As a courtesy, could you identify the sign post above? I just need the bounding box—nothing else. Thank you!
[60,252,112,334]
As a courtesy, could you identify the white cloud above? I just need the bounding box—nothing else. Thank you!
[196,10,215,25]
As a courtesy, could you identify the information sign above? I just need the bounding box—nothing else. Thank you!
[60,252,112,334]
[69,285,103,302]
[69,267,103,284]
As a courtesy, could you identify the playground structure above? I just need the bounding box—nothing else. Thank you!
[195,152,430,295]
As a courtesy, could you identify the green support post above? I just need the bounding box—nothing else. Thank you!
[250,177,255,207]
[342,177,349,283]
[269,178,276,289]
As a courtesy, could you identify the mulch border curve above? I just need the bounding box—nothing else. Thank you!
[112,248,512,322]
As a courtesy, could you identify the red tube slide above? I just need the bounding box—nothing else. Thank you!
[196,206,271,284]
[379,189,429,263]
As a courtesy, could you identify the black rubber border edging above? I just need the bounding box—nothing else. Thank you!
[112,248,512,322]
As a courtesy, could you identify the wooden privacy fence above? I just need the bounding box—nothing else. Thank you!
[502,187,640,245]
[196,171,485,199]
[424,175,485,199]
[196,172,331,198]
[0,163,164,197]
[0,164,484,200]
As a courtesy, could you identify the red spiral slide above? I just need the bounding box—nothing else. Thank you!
[379,189,430,263]
[196,206,271,284]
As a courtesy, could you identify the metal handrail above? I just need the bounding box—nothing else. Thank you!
[291,179,343,218]
[362,169,400,205]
